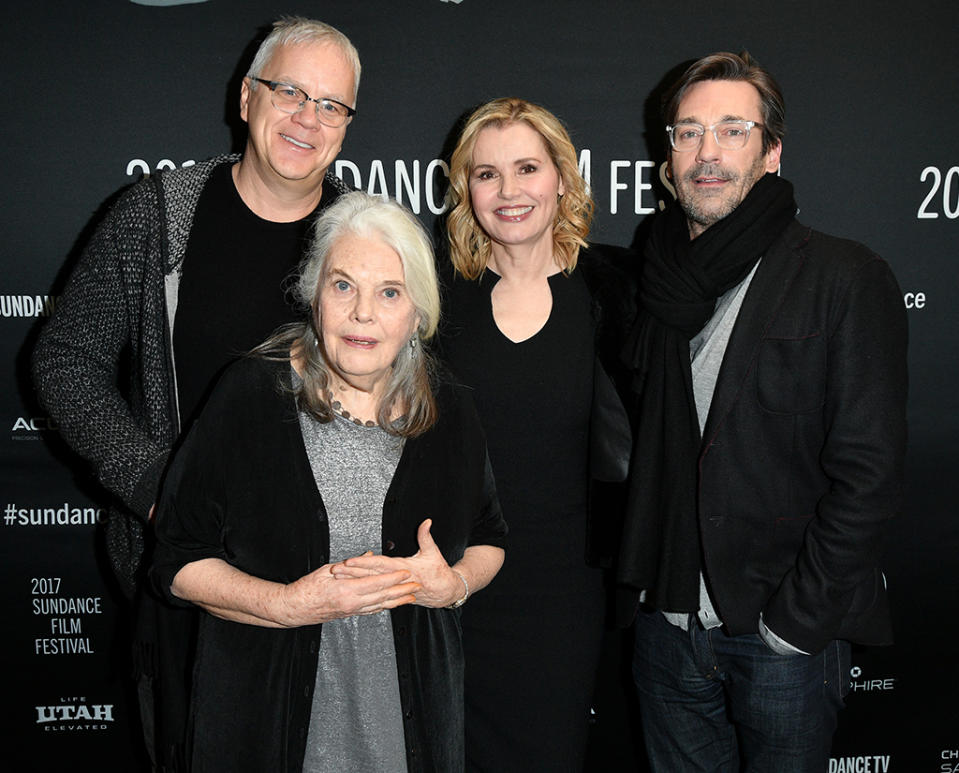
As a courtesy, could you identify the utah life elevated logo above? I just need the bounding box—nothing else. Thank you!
[35,698,114,732]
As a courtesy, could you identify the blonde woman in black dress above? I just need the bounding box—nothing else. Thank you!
[440,98,634,772]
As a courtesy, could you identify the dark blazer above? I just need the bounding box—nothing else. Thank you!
[697,219,907,655]
[151,356,506,773]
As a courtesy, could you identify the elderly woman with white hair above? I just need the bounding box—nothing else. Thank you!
[152,192,506,773]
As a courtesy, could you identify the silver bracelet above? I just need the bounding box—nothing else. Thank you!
[448,570,469,609]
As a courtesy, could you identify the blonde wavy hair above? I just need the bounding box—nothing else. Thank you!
[445,97,593,280]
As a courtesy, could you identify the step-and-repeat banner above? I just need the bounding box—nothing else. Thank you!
[2,1,956,770]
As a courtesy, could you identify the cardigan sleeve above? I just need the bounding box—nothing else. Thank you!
[441,378,507,552]
[150,356,303,604]
[468,450,507,550]
[150,364,241,606]
[401,378,507,557]
[31,180,172,520]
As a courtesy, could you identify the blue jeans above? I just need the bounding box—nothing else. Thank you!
[632,606,850,773]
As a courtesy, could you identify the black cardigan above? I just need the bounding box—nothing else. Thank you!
[152,356,506,773]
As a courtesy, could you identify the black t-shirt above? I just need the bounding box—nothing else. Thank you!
[172,163,338,431]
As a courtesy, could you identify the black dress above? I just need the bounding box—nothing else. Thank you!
[440,266,606,773]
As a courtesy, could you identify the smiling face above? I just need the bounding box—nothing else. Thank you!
[468,121,566,257]
[239,40,355,197]
[668,79,782,238]
[317,232,419,397]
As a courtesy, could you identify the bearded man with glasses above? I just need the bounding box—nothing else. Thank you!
[617,51,907,772]
[32,16,358,771]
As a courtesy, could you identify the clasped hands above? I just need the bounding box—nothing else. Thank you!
[279,519,461,626]
[331,518,462,608]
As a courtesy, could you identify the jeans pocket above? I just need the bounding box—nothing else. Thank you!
[826,639,852,701]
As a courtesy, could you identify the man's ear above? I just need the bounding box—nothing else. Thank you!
[239,77,252,124]
[764,139,782,174]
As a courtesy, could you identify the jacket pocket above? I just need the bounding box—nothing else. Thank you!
[757,334,825,414]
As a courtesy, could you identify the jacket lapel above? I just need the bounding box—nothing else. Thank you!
[699,220,809,453]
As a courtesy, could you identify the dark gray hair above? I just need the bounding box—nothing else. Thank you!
[662,50,785,154]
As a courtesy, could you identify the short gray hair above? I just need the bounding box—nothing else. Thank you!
[247,16,361,101]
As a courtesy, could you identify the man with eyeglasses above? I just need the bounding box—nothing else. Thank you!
[618,51,907,771]
[32,16,358,771]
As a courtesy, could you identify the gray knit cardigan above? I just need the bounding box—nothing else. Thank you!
[32,155,350,595]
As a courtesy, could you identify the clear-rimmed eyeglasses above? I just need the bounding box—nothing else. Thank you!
[666,120,763,152]
[251,78,356,128]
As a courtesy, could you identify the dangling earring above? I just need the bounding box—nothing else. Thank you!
[409,335,418,357]
[309,310,321,349]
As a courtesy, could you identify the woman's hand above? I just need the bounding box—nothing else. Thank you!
[278,564,421,626]
[331,519,464,608]
[170,557,420,628]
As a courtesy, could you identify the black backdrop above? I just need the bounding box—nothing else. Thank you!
[2,1,957,770]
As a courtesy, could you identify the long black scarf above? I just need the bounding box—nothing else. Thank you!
[617,172,797,611]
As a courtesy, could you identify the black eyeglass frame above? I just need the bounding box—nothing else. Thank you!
[251,78,357,123]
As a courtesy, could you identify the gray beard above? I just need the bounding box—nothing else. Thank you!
[676,156,768,235]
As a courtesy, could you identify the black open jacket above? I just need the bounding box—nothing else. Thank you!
[152,356,507,772]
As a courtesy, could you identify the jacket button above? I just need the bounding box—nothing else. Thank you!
[397,626,406,636]
[404,708,413,719]
[309,640,318,654]
[304,684,311,697]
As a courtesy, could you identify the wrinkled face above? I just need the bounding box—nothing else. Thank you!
[317,233,419,395]
[468,122,565,254]
[668,79,782,238]
[240,40,355,193]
